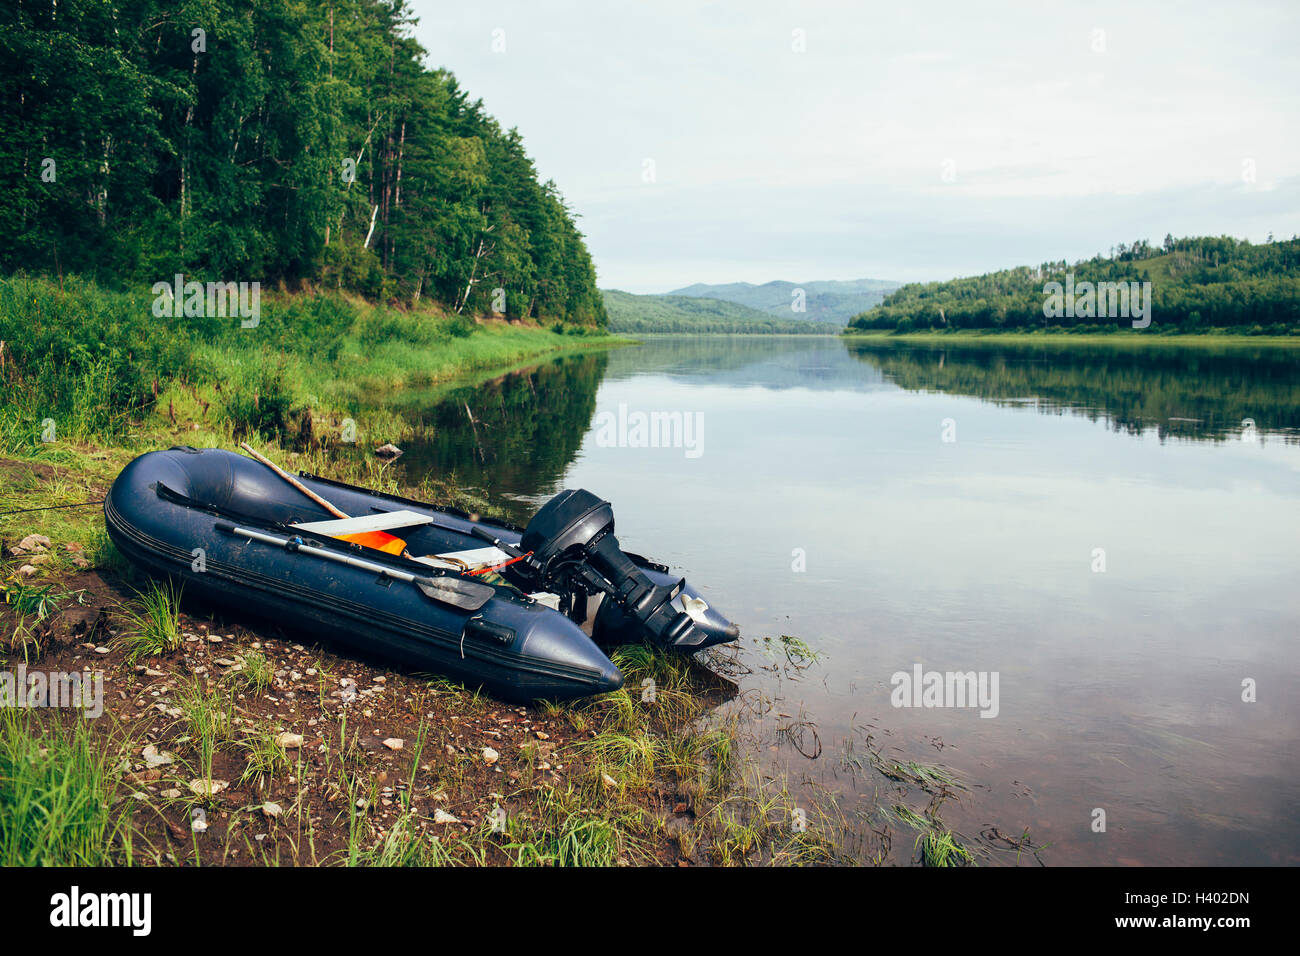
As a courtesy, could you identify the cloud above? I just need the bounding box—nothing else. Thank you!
[408,0,1300,290]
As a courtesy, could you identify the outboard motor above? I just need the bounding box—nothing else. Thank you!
[519,489,700,648]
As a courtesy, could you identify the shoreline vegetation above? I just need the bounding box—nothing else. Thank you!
[0,275,620,459]
[843,329,1300,346]
[847,235,1300,337]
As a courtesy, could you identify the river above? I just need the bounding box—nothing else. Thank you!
[386,334,1300,865]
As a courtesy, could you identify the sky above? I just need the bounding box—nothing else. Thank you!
[409,0,1300,293]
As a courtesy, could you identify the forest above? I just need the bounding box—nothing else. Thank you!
[847,236,1300,334]
[602,289,840,334]
[0,0,606,325]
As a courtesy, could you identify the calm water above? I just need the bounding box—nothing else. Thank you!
[391,335,1300,865]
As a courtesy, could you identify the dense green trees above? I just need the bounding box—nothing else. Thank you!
[848,236,1299,334]
[601,289,841,334]
[0,0,605,325]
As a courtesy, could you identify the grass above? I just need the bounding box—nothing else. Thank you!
[2,576,77,659]
[498,789,650,867]
[354,811,472,867]
[230,650,273,694]
[759,634,820,670]
[237,724,294,791]
[0,710,126,865]
[176,677,233,787]
[917,828,976,867]
[114,579,183,662]
[0,274,626,455]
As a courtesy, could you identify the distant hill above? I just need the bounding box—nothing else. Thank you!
[668,278,902,325]
[847,235,1300,334]
[601,289,841,334]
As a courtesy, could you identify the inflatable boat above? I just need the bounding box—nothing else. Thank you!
[104,447,739,701]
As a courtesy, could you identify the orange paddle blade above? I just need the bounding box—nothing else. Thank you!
[336,530,407,555]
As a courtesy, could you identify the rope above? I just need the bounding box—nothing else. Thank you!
[0,500,105,517]
[468,551,533,576]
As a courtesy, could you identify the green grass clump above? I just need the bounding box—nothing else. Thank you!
[917,828,975,867]
[238,724,293,790]
[230,650,273,694]
[114,580,183,662]
[176,678,233,785]
[0,712,125,865]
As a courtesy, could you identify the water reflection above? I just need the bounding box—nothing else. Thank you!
[846,337,1300,443]
[392,350,608,517]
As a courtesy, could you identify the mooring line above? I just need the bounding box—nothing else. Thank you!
[0,500,105,516]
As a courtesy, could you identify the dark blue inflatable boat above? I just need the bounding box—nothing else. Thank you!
[104,447,739,701]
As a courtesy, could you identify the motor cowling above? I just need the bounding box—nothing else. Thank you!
[520,489,699,647]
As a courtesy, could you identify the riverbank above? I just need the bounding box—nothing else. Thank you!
[843,329,1300,347]
[0,432,851,866]
[0,275,630,459]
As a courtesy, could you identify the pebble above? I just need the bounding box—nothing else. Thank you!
[141,744,175,767]
[482,747,499,766]
[275,732,304,749]
[188,778,229,797]
[12,533,51,555]
[433,809,460,825]
[383,738,405,751]
[262,802,283,819]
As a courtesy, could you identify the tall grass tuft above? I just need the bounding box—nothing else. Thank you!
[115,579,183,661]
[0,712,123,865]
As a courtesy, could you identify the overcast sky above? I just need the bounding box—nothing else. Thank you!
[410,1,1300,293]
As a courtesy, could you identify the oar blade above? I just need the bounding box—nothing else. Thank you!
[415,576,494,611]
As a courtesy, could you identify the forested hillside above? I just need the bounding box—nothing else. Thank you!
[848,236,1299,334]
[602,289,840,334]
[671,278,900,325]
[0,0,605,325]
